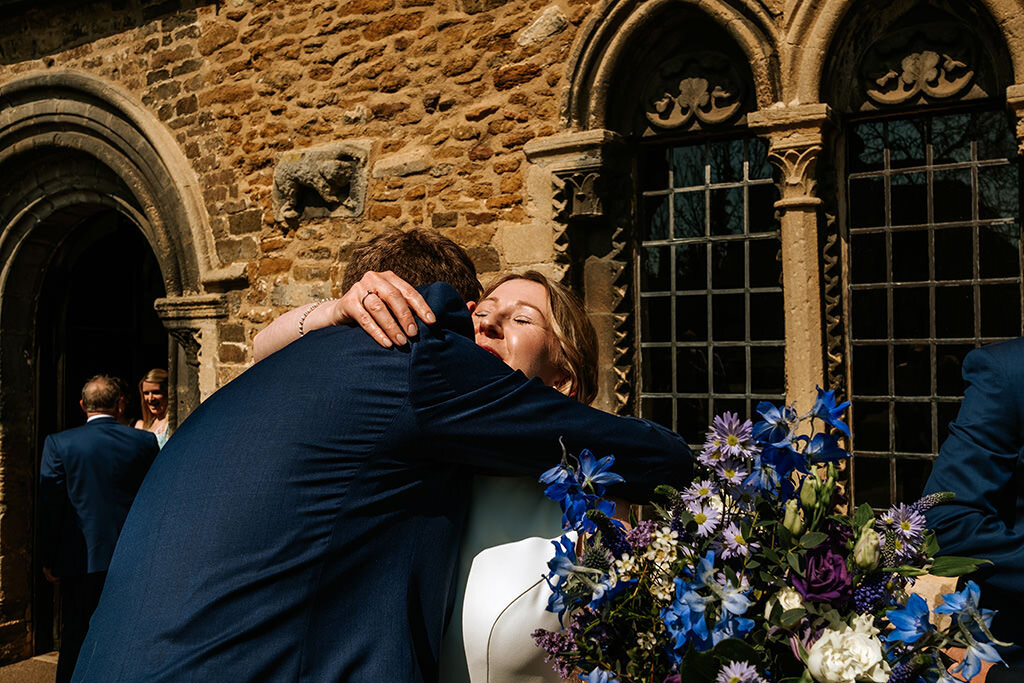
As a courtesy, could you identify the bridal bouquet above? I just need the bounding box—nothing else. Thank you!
[533,389,1003,683]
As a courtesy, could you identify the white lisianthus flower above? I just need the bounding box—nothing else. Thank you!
[764,586,804,620]
[806,618,890,683]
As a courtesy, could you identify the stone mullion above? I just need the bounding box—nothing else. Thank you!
[1006,84,1024,156]
[749,104,833,411]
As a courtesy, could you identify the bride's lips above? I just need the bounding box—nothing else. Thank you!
[478,345,504,361]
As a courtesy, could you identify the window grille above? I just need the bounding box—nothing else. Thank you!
[846,108,1023,508]
[637,136,785,445]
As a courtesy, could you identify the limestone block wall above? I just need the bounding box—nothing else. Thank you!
[0,0,595,384]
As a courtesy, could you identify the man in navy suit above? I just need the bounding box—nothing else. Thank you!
[924,338,1024,682]
[39,375,159,683]
[73,229,693,683]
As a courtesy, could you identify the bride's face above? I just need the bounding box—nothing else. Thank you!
[471,279,567,389]
[141,381,168,419]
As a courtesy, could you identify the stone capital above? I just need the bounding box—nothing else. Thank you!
[154,294,229,324]
[750,104,834,212]
[523,129,624,171]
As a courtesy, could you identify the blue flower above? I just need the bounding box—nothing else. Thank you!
[802,433,850,463]
[711,612,755,645]
[720,580,752,617]
[935,581,983,616]
[761,443,806,479]
[886,593,933,644]
[661,583,711,657]
[752,402,797,446]
[951,640,1003,681]
[581,667,617,683]
[810,386,851,438]
[578,450,625,494]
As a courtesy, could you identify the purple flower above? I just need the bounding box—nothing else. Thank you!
[715,458,749,486]
[709,412,755,458]
[682,479,718,503]
[879,503,927,546]
[626,520,657,552]
[531,628,576,679]
[792,544,852,604]
[716,659,765,683]
[687,500,721,538]
[719,522,759,560]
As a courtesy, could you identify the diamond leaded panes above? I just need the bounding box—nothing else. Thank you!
[638,137,784,445]
[847,108,1024,508]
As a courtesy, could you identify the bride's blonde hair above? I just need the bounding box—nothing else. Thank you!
[482,272,599,405]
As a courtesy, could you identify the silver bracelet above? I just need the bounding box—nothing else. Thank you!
[298,299,330,337]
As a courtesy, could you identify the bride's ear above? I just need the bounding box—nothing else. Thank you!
[554,372,575,399]
[466,301,476,314]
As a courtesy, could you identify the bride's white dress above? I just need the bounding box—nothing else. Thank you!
[438,475,566,683]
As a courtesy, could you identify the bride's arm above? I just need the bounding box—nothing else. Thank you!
[252,271,437,361]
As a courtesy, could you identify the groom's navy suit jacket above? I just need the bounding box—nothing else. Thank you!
[924,337,1024,668]
[73,283,692,683]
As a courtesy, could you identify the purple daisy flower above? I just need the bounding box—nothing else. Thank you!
[682,479,718,503]
[687,501,721,537]
[715,458,749,486]
[720,522,759,559]
[715,660,765,683]
[710,412,755,458]
[889,503,927,545]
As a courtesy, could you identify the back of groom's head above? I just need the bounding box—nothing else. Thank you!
[341,228,482,303]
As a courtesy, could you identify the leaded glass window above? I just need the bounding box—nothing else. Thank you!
[846,108,1024,508]
[637,136,785,445]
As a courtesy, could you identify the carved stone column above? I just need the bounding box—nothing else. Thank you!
[523,130,633,414]
[1006,84,1024,155]
[748,104,834,410]
[154,294,229,423]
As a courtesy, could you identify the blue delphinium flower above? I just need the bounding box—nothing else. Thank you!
[935,581,1005,680]
[802,432,850,463]
[715,660,765,683]
[661,582,711,659]
[752,402,798,446]
[578,450,625,494]
[886,593,933,644]
[711,612,755,645]
[581,667,617,683]
[809,386,852,437]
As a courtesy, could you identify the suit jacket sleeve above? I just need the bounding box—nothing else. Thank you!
[924,343,1024,599]
[38,434,67,571]
[408,287,692,499]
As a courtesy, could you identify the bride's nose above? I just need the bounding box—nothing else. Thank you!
[476,314,502,338]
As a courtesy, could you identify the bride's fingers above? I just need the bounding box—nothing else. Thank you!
[379,271,436,329]
[338,287,394,348]
[361,289,409,346]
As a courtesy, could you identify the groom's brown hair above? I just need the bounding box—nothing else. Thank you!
[342,228,482,303]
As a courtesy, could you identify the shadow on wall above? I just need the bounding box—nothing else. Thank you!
[0,0,219,66]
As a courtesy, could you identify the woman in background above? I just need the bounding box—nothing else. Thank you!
[134,368,170,449]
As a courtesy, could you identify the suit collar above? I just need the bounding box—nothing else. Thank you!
[86,415,118,425]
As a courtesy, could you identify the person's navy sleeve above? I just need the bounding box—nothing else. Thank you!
[924,342,1024,600]
[408,284,693,499]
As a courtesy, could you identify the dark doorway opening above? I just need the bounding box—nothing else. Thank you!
[32,208,167,654]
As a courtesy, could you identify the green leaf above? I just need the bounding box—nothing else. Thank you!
[655,484,680,500]
[923,531,939,557]
[786,551,803,574]
[890,564,929,577]
[799,531,828,549]
[854,502,875,528]
[711,637,759,663]
[930,555,993,577]
[781,607,807,628]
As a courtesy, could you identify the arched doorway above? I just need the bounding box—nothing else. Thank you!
[33,208,168,653]
[0,71,225,661]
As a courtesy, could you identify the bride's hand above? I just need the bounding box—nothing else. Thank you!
[341,270,437,348]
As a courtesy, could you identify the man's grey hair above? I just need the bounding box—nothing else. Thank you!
[81,375,123,413]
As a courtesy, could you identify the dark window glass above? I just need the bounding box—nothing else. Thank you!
[847,109,1024,509]
[639,137,783,444]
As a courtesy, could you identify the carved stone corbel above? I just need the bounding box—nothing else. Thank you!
[524,130,633,414]
[1005,84,1024,156]
[155,294,229,416]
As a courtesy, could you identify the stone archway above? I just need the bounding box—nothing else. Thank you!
[0,71,227,660]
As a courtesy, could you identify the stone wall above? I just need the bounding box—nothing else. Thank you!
[0,0,593,384]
